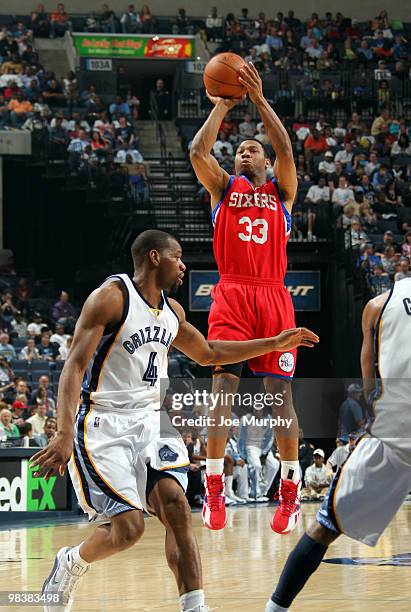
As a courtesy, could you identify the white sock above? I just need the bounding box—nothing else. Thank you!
[206,458,224,475]
[265,599,288,612]
[180,589,205,611]
[72,543,90,567]
[225,474,234,496]
[281,461,300,483]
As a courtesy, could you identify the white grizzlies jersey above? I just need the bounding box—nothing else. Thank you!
[372,277,411,453]
[81,274,179,411]
[377,277,411,380]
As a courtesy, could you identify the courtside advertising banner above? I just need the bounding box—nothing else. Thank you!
[189,270,321,311]
[73,33,196,59]
[0,459,68,511]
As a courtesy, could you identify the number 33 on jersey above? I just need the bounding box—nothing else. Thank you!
[211,175,292,281]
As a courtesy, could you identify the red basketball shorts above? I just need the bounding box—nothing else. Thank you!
[208,276,296,379]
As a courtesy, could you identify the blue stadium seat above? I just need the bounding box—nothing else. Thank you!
[30,360,51,372]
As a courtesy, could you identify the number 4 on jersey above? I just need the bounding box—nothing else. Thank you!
[143,352,158,386]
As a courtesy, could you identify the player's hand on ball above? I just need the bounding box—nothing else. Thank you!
[238,62,264,104]
[30,432,73,480]
[272,327,319,351]
[206,91,244,109]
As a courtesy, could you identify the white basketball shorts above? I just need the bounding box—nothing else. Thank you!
[68,404,189,521]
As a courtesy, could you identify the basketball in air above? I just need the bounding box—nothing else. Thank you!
[203,52,247,99]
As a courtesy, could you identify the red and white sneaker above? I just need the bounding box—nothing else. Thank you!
[202,473,226,530]
[270,479,301,535]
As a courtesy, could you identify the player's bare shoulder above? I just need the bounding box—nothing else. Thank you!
[167,298,185,324]
[81,279,125,326]
[363,288,392,329]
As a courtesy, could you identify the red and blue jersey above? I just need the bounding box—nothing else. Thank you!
[212,175,291,282]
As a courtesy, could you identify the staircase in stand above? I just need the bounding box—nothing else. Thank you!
[136,121,212,249]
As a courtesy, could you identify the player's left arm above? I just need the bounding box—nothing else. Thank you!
[238,62,297,212]
[169,299,319,365]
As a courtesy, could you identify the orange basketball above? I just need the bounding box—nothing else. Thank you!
[203,53,247,99]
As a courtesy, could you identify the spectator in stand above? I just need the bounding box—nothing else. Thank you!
[370,263,391,295]
[49,114,67,145]
[99,4,117,33]
[305,177,330,205]
[121,4,141,34]
[115,143,144,164]
[238,113,256,139]
[150,79,170,120]
[42,78,66,107]
[206,7,223,41]
[140,4,155,34]
[58,335,72,360]
[35,386,56,416]
[0,406,20,439]
[318,151,336,175]
[213,131,233,159]
[30,375,55,405]
[391,134,411,157]
[7,93,33,127]
[332,176,355,213]
[371,107,390,137]
[0,333,16,363]
[338,383,364,438]
[3,379,30,406]
[27,312,45,338]
[50,322,69,348]
[402,231,411,259]
[123,160,149,203]
[394,258,411,281]
[1,290,18,326]
[34,416,57,447]
[26,403,47,435]
[51,290,76,327]
[302,449,331,501]
[335,142,354,167]
[30,3,51,38]
[109,95,130,119]
[19,338,41,362]
[50,3,73,38]
[10,311,28,338]
[17,421,40,446]
[326,432,358,474]
[304,129,328,172]
[37,331,59,361]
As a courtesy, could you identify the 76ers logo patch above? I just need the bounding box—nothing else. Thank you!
[278,352,295,373]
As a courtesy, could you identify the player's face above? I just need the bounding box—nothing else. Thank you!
[158,240,185,293]
[235,141,267,179]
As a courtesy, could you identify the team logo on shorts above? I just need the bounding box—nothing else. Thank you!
[278,352,295,373]
[159,445,178,463]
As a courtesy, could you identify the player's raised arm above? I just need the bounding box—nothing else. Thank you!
[30,283,124,478]
[238,63,297,212]
[189,96,237,207]
[169,299,318,365]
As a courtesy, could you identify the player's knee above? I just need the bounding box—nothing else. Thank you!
[162,491,192,528]
[307,521,339,547]
[112,515,145,550]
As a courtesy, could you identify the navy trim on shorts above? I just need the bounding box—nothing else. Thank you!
[76,406,136,510]
[72,443,96,511]
[252,371,293,380]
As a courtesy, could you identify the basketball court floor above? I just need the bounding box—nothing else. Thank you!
[1,503,411,611]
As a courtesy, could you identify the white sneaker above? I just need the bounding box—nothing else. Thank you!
[225,495,237,506]
[255,496,269,503]
[237,496,254,503]
[230,493,247,504]
[42,546,89,612]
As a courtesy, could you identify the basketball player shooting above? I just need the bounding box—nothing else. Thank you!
[190,62,302,533]
[264,278,411,612]
[30,230,318,612]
